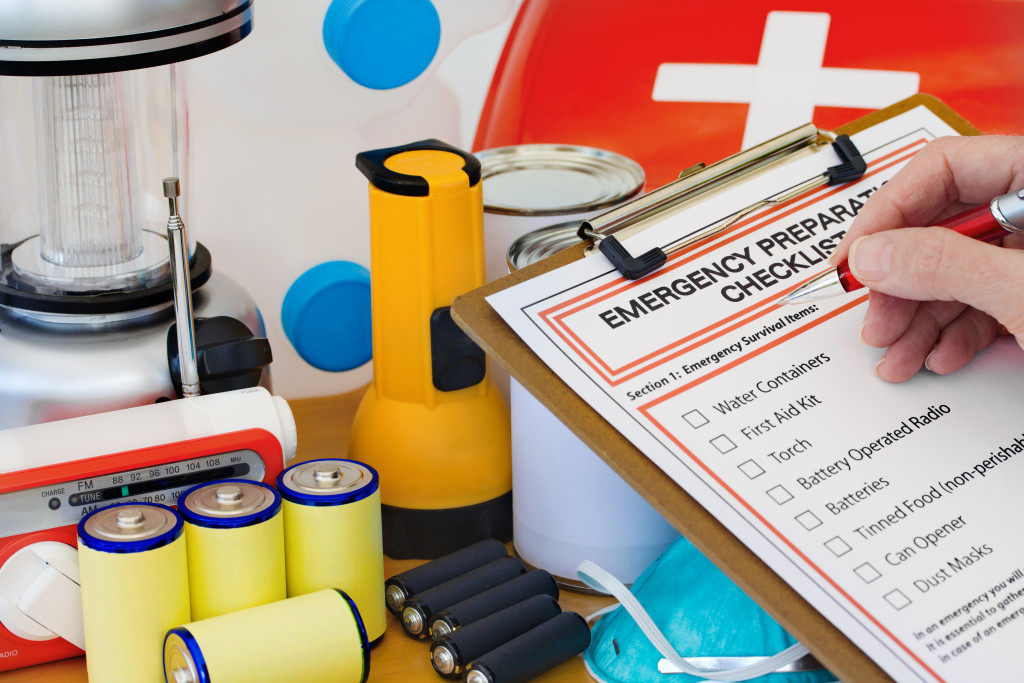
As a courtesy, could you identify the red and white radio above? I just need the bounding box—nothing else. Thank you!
[0,387,297,671]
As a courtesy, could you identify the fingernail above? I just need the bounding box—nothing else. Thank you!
[850,234,894,281]
[874,355,886,378]
[924,347,937,373]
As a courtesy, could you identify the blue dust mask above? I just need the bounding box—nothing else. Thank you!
[578,535,835,683]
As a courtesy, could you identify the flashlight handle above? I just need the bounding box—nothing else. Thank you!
[356,139,485,405]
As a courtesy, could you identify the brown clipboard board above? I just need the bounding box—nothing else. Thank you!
[451,94,980,682]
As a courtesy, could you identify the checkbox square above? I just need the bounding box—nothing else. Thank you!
[884,589,911,610]
[738,460,765,480]
[710,435,736,454]
[855,563,882,584]
[825,536,852,557]
[682,409,709,428]
[795,510,822,530]
[767,485,793,504]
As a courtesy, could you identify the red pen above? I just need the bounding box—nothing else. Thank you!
[780,188,1024,305]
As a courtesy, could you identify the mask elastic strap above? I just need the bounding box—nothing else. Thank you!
[577,560,812,682]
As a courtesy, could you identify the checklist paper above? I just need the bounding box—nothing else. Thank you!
[487,106,1024,682]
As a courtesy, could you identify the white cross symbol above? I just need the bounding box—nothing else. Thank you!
[652,11,920,149]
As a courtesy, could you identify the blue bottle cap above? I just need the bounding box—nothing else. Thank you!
[322,0,441,89]
[281,261,372,372]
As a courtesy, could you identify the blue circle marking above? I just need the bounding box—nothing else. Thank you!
[322,0,441,89]
[281,261,372,372]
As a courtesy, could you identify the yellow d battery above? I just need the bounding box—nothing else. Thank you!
[179,479,286,621]
[78,502,190,683]
[163,588,369,683]
[276,458,386,644]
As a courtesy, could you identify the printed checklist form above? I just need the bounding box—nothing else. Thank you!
[487,105,1024,682]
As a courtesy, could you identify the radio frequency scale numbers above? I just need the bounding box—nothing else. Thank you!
[1,450,266,538]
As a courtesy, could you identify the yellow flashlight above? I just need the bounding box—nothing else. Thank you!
[351,139,511,559]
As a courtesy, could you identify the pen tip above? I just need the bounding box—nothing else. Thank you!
[776,268,843,305]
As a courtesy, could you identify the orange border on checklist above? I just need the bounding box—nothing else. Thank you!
[537,138,928,387]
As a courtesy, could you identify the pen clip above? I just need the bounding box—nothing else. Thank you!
[585,132,866,281]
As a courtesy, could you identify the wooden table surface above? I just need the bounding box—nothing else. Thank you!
[1,390,614,683]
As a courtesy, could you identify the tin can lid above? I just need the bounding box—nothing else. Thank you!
[179,479,281,529]
[477,144,644,217]
[507,220,586,272]
[78,502,183,553]
[276,459,379,506]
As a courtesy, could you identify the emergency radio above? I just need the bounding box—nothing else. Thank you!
[0,387,297,671]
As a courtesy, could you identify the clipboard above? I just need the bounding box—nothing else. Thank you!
[451,94,979,682]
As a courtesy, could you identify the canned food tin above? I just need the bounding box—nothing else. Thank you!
[506,220,585,274]
[180,479,285,620]
[478,144,644,284]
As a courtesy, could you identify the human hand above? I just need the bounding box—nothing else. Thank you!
[829,135,1024,382]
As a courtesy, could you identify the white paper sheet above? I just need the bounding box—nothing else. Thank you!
[488,106,1024,682]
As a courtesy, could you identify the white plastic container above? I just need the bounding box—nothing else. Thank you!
[507,223,677,591]
[478,143,645,284]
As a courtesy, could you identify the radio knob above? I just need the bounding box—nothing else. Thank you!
[0,541,84,649]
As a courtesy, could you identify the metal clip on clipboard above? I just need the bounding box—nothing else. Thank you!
[578,123,866,280]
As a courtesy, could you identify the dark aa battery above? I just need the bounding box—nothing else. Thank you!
[385,538,508,615]
[429,594,562,679]
[462,611,591,683]
[401,556,526,638]
[428,569,559,640]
